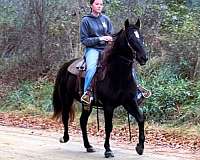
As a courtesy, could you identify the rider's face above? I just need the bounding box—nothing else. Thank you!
[91,0,103,15]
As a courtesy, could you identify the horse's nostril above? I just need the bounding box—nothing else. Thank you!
[144,55,148,62]
[142,57,148,62]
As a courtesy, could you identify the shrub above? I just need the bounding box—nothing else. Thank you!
[141,64,199,124]
[1,80,53,113]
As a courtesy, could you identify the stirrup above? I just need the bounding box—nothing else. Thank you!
[81,91,93,105]
[137,84,152,98]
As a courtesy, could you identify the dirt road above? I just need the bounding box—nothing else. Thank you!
[0,125,199,160]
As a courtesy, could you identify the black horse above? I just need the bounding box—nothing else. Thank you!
[52,19,148,158]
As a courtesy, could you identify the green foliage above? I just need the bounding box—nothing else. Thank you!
[105,0,145,19]
[178,80,200,124]
[46,0,73,33]
[158,2,200,79]
[0,3,17,25]
[0,1,24,28]
[1,80,54,113]
[141,64,200,124]
[161,3,199,40]
[105,0,124,17]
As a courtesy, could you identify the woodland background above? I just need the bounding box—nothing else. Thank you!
[0,0,200,126]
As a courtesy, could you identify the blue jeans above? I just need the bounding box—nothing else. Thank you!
[84,48,102,92]
[132,67,138,84]
[132,68,143,99]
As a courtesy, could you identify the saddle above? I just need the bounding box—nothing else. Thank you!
[67,56,106,99]
[68,58,86,77]
[68,50,107,76]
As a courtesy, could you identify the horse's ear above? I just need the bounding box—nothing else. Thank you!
[135,18,141,29]
[124,19,129,28]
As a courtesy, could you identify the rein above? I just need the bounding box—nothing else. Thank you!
[124,29,137,59]
[116,29,136,66]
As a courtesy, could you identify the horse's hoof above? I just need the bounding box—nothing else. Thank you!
[86,146,96,152]
[59,137,69,143]
[135,143,144,155]
[86,146,96,153]
[104,150,114,158]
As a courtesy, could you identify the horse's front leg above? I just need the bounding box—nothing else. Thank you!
[104,107,114,158]
[80,105,95,152]
[124,102,145,155]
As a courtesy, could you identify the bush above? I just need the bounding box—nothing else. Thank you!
[141,64,200,124]
[178,80,200,124]
[1,80,53,113]
[160,2,200,79]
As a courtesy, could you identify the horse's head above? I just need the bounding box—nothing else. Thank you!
[124,19,148,65]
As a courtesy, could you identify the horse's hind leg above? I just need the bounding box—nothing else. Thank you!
[124,103,145,155]
[80,105,95,152]
[60,94,73,143]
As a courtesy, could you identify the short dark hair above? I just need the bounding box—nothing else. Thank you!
[90,0,95,5]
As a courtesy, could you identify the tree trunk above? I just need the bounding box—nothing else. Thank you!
[193,56,200,79]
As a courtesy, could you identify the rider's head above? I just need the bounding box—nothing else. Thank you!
[90,0,103,16]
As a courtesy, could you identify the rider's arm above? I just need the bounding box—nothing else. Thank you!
[80,19,101,47]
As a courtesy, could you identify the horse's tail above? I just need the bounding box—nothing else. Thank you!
[52,59,77,121]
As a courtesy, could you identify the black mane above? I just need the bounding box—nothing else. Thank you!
[101,29,127,67]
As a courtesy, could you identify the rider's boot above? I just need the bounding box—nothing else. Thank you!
[137,84,151,105]
[81,90,93,105]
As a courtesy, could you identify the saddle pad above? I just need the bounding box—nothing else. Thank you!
[68,58,86,77]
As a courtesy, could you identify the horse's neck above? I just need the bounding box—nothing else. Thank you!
[101,31,133,81]
[106,51,132,82]
[113,33,133,59]
[109,57,132,75]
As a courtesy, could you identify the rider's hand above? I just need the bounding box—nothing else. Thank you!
[99,36,113,42]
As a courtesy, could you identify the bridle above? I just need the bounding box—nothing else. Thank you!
[124,29,137,59]
[117,29,137,66]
